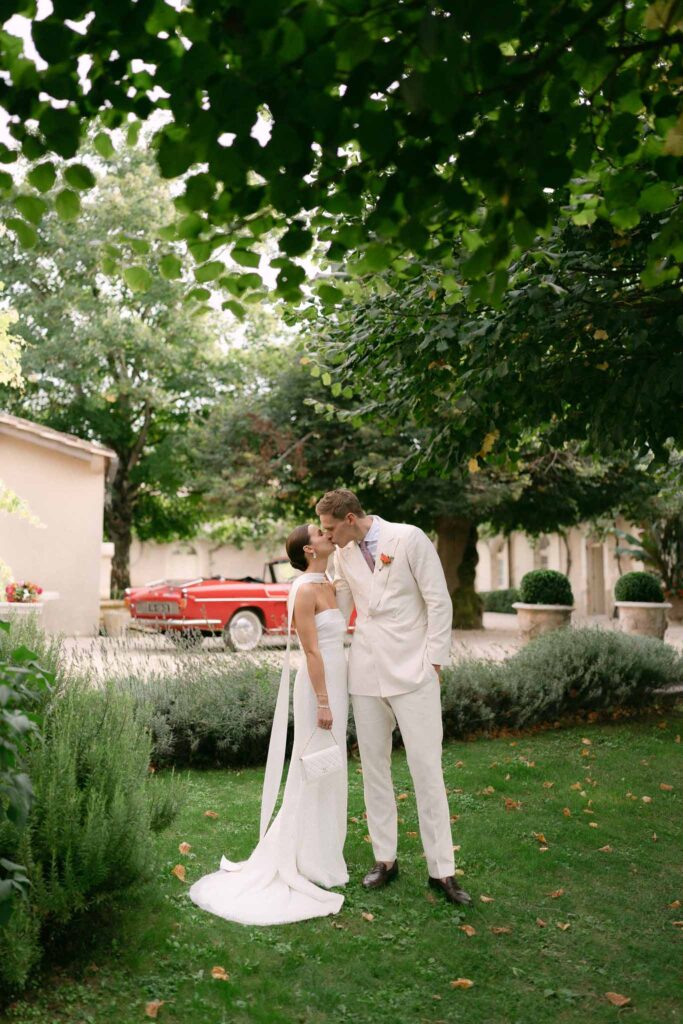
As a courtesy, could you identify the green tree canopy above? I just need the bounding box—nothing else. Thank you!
[306,211,683,467]
[0,0,681,303]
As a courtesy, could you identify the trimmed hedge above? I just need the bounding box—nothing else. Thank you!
[519,569,574,606]
[615,571,664,603]
[479,589,520,614]
[115,628,683,770]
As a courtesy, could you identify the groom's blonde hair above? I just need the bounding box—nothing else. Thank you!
[315,489,365,520]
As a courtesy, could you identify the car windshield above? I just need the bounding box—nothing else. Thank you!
[270,561,299,584]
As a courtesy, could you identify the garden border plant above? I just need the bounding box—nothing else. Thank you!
[108,627,683,771]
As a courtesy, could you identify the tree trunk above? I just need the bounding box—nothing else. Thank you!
[435,516,483,630]
[106,464,134,595]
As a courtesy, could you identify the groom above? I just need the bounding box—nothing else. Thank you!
[316,489,471,906]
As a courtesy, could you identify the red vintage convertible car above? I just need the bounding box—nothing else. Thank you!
[124,560,350,651]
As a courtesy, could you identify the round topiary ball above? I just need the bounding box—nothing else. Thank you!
[519,569,574,606]
[614,571,664,603]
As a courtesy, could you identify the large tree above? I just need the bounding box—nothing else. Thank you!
[194,349,656,625]
[305,210,683,468]
[0,146,237,590]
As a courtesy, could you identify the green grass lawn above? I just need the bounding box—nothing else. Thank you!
[3,714,681,1024]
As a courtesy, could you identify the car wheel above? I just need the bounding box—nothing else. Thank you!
[224,610,263,652]
[165,628,204,650]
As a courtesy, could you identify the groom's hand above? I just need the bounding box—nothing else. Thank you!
[432,664,442,682]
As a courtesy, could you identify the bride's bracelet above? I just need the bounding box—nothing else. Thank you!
[317,701,330,709]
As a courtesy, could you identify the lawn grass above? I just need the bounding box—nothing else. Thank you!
[3,713,681,1024]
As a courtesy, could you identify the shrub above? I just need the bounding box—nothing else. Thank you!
[0,622,54,927]
[614,571,664,603]
[110,628,683,771]
[479,589,520,614]
[519,569,574,606]
[0,679,181,997]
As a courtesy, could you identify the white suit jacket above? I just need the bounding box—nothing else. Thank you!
[332,517,453,697]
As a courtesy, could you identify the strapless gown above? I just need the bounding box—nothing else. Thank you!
[189,608,348,925]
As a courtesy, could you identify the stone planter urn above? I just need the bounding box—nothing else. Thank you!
[615,601,672,640]
[101,600,131,638]
[512,603,574,644]
[0,601,44,624]
[665,593,683,623]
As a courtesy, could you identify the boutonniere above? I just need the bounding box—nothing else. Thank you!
[378,553,394,571]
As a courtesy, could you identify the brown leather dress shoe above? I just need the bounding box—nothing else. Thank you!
[428,875,472,905]
[362,860,399,889]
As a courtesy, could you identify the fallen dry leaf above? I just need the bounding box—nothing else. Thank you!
[532,832,547,844]
[459,924,476,937]
[599,845,613,853]
[668,900,681,909]
[505,772,511,780]
[672,921,683,928]
[449,978,474,989]
[542,781,554,789]
[562,808,572,817]
[570,782,582,790]
[536,918,547,927]
[145,1000,165,1019]
[406,831,418,838]
[204,810,219,819]
[363,834,372,842]
[641,796,652,804]
[480,894,495,903]
[659,783,673,792]
[349,816,360,823]
[361,912,375,922]
[589,822,599,828]
[482,786,495,795]
[211,966,229,981]
[676,735,680,743]
[455,868,465,877]
[171,864,186,883]
[450,814,459,822]
[397,793,408,800]
[178,842,191,855]
[652,832,658,842]
[539,845,549,852]
[556,922,571,931]
[453,844,461,852]
[505,798,522,811]
[605,992,631,1007]
[490,926,512,935]
[549,888,565,899]
[455,760,465,768]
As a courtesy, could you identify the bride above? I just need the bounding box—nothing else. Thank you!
[189,524,349,925]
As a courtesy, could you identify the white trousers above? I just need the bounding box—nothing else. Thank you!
[352,678,455,879]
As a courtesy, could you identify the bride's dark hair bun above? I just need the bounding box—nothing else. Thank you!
[286,525,311,572]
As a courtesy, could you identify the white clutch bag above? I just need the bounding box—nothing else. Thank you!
[300,732,344,783]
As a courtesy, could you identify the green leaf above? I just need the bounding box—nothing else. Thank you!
[159,254,182,279]
[54,188,81,221]
[123,266,154,292]
[638,183,676,214]
[232,247,260,268]
[321,372,331,386]
[221,299,245,319]
[127,121,141,147]
[5,217,37,248]
[129,238,150,255]
[64,163,96,190]
[187,286,211,302]
[14,195,47,225]
[93,131,115,159]
[194,261,223,283]
[0,172,12,191]
[316,283,343,304]
[27,161,56,193]
[32,17,73,64]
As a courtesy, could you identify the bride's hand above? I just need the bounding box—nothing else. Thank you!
[317,705,333,730]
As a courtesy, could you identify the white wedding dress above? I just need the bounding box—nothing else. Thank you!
[189,602,348,925]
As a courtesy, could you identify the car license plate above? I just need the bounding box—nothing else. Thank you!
[136,601,178,615]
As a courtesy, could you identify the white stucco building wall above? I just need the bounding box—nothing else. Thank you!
[476,519,643,616]
[1,412,116,635]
